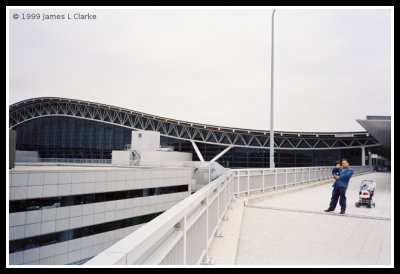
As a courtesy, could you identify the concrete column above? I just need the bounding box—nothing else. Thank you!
[361,146,366,166]
[368,151,372,166]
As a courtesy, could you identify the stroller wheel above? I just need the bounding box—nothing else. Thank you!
[355,202,360,207]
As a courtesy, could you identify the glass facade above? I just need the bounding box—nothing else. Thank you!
[160,136,362,167]
[15,116,132,159]
[14,116,362,167]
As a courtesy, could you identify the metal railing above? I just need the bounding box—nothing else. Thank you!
[86,170,235,265]
[232,165,373,197]
[210,162,227,181]
[38,158,112,164]
[85,165,373,265]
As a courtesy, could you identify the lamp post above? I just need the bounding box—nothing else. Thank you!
[270,9,276,169]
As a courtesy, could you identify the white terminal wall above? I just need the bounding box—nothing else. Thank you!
[131,130,160,153]
[111,151,132,165]
[140,151,192,166]
[9,166,192,265]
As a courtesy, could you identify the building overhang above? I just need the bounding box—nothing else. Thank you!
[356,117,391,153]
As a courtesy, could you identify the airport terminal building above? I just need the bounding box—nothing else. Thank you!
[9,97,386,167]
[8,97,390,265]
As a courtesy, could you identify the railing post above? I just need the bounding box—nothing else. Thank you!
[262,170,265,192]
[285,169,288,188]
[274,169,277,190]
[224,177,228,211]
[237,172,240,198]
[309,168,311,183]
[204,194,209,263]
[320,167,322,181]
[247,170,250,195]
[230,173,234,200]
[216,186,220,236]
[183,216,187,265]
[294,168,297,186]
[208,163,211,184]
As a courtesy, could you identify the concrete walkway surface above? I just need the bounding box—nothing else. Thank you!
[209,172,392,266]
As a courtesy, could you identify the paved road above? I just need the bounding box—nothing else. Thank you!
[234,172,391,265]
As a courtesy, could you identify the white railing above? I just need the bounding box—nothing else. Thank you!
[86,170,235,265]
[38,158,112,164]
[233,165,373,197]
[85,165,373,265]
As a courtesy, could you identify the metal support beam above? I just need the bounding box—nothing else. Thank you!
[210,146,233,163]
[190,140,204,162]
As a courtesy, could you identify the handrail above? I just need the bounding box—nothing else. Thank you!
[85,165,373,265]
[86,170,235,265]
[37,158,112,164]
[232,166,373,197]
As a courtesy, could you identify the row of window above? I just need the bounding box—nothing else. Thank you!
[9,212,163,253]
[15,117,132,158]
[14,116,362,167]
[9,185,188,213]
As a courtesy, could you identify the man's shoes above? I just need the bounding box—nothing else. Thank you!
[340,211,346,214]
[324,209,333,212]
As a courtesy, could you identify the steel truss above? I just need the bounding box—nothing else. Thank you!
[9,97,381,150]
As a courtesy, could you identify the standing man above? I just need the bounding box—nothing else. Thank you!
[325,159,353,214]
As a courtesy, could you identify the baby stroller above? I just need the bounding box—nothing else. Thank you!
[355,180,376,208]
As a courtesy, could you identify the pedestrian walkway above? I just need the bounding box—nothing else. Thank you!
[208,172,391,265]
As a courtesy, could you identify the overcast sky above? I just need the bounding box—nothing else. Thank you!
[8,8,392,132]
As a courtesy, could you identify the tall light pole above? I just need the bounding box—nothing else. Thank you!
[270,9,276,168]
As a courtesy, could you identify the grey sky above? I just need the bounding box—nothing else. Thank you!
[8,8,392,132]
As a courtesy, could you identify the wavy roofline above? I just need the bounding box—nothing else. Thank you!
[9,97,369,136]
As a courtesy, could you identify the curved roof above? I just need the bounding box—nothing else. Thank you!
[9,97,380,150]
